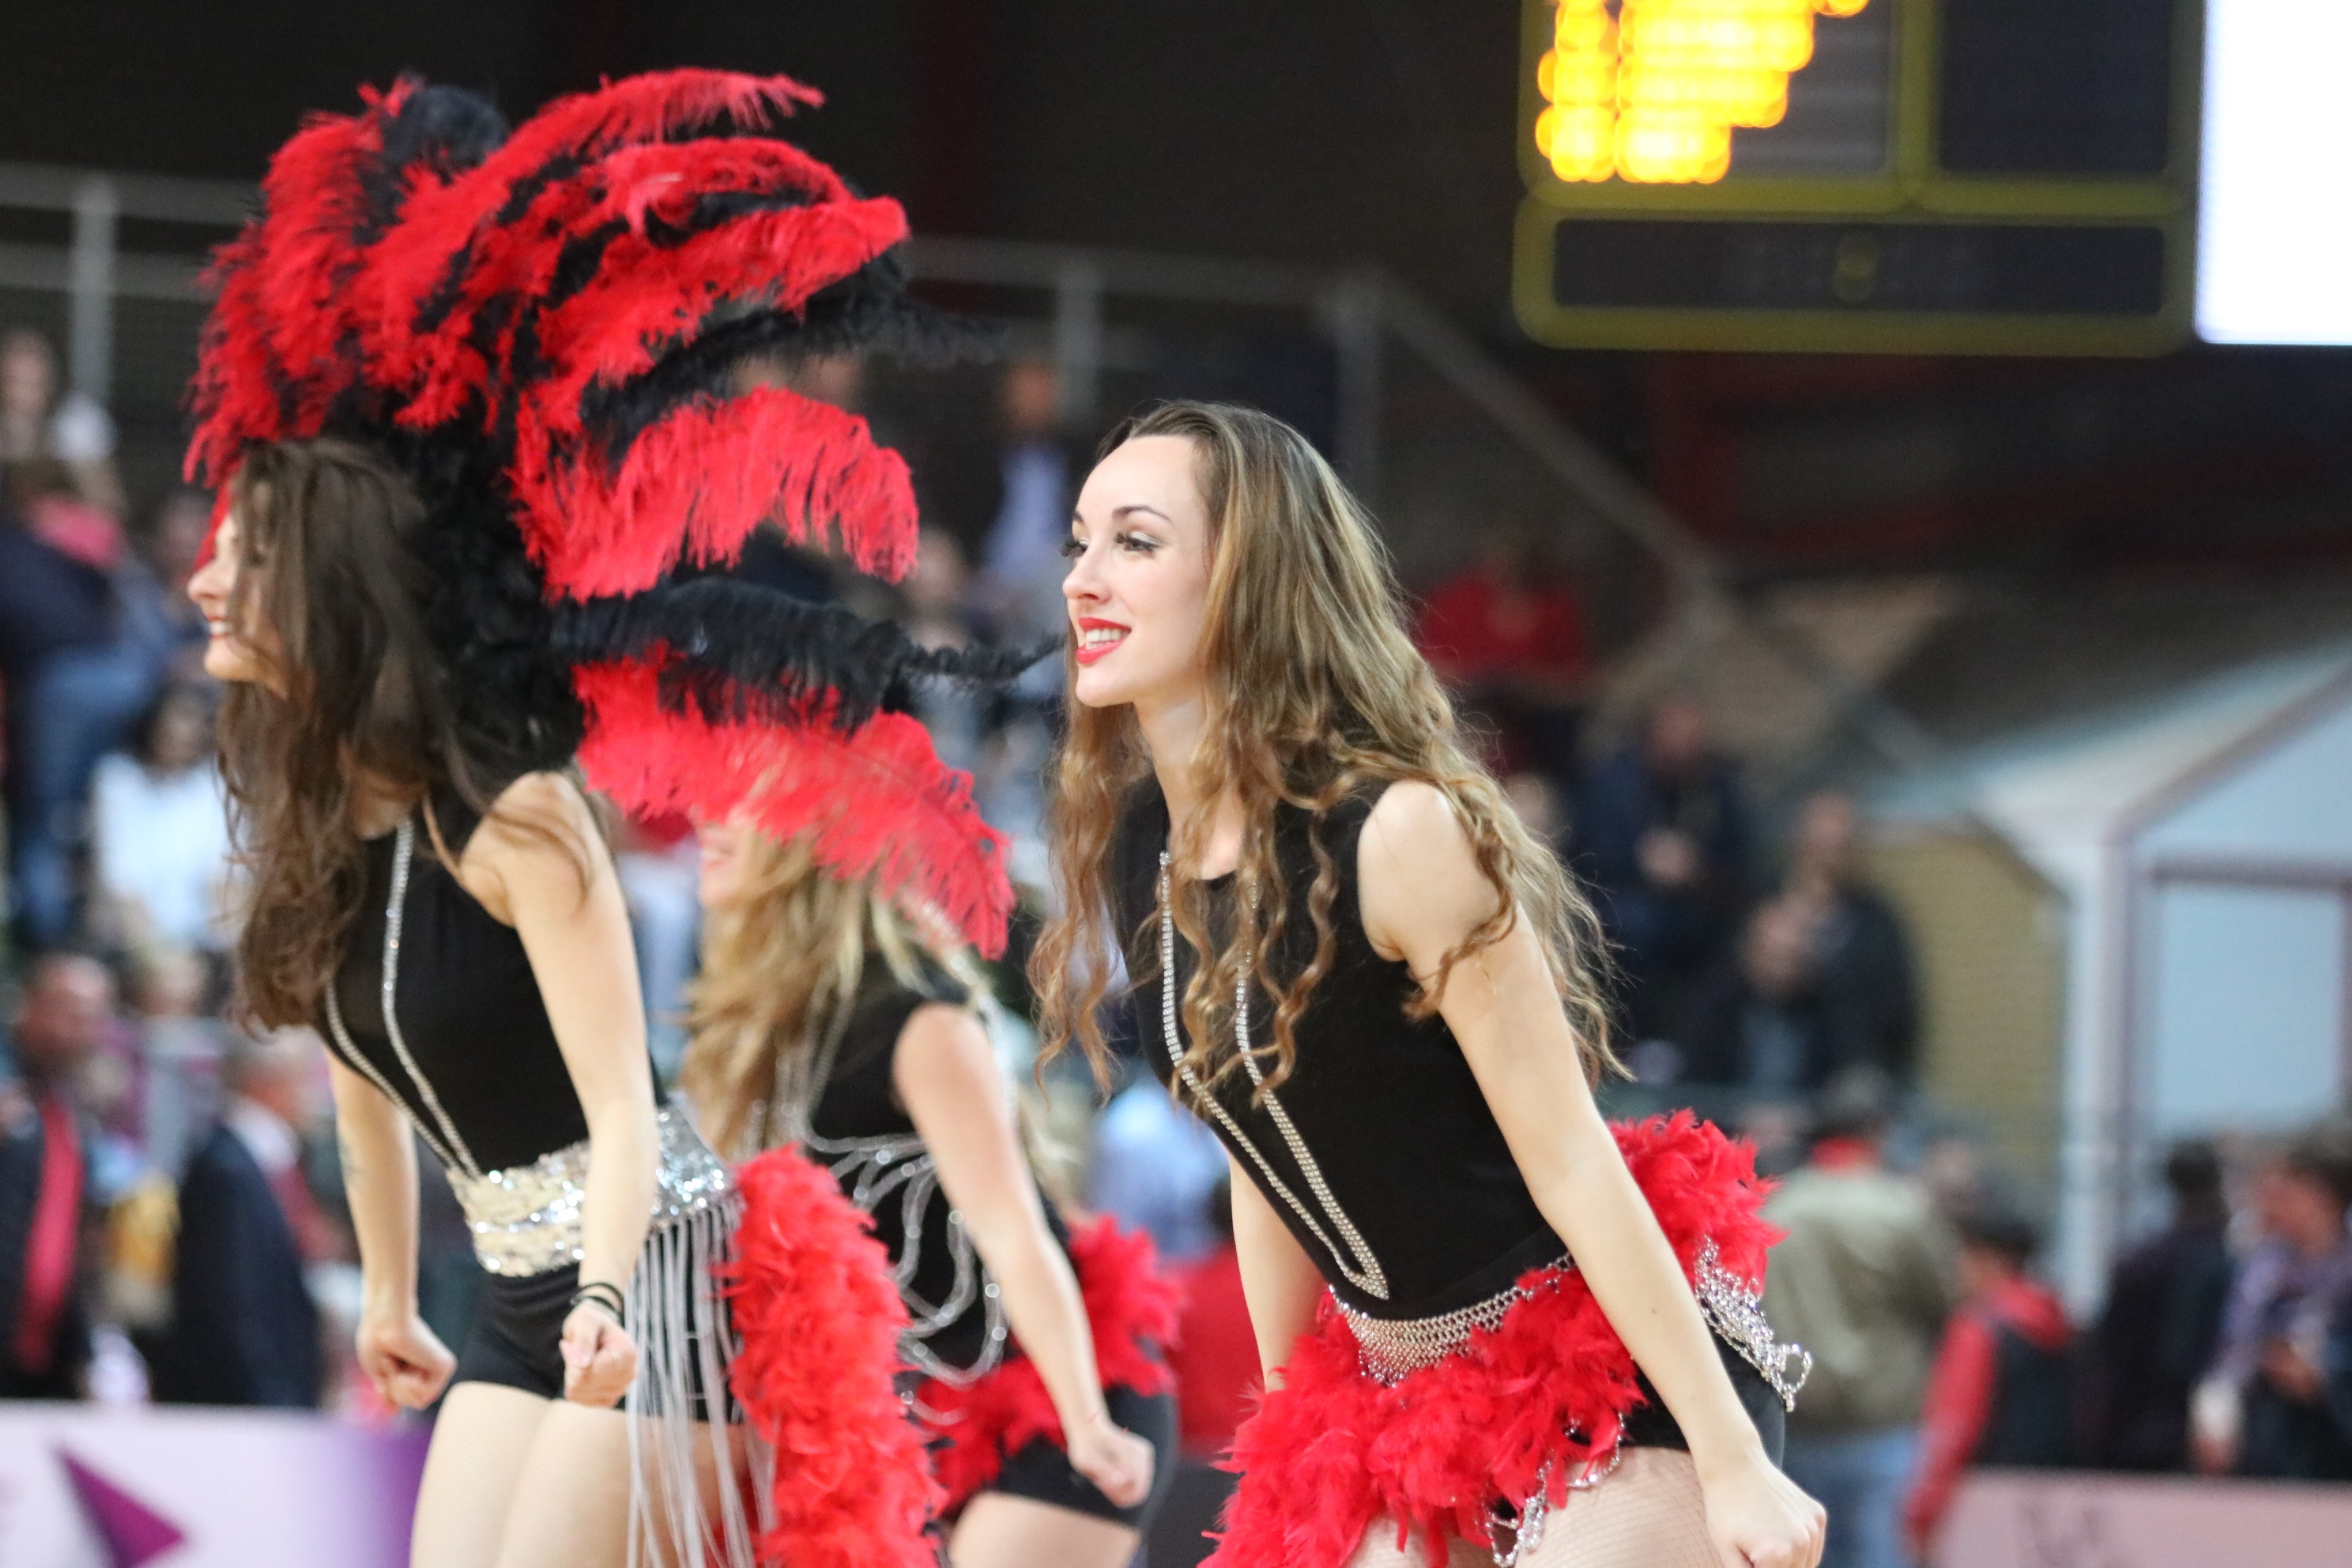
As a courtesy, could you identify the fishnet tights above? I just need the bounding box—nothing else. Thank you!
[1340,1449,1719,1568]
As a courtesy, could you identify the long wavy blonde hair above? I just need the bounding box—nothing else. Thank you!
[1031,401,1619,1099]
[682,832,939,1161]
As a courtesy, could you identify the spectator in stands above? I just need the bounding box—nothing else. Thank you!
[613,813,700,1081]
[1152,1179,1257,1568]
[0,472,159,948]
[0,328,123,517]
[974,356,1077,651]
[151,1029,327,1408]
[1088,1070,1231,1268]
[90,683,233,956]
[1781,790,1920,1084]
[2195,1120,2352,1480]
[1412,518,1593,787]
[903,527,988,774]
[126,944,226,1189]
[1167,1179,1257,1463]
[1575,692,1753,1046]
[1905,1200,2074,1560]
[1764,1071,1955,1568]
[130,487,218,680]
[1676,895,1833,1095]
[0,953,113,1398]
[2084,1140,2234,1472]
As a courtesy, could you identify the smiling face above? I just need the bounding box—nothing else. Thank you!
[1061,434,1216,714]
[184,506,275,685]
[696,814,755,912]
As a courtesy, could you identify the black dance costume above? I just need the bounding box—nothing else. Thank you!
[787,958,1177,1528]
[319,794,733,1400]
[1108,780,1806,1566]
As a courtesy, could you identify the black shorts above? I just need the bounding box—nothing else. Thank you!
[449,1262,735,1421]
[451,1263,575,1399]
[1619,1332,1787,1464]
[986,1380,1179,1530]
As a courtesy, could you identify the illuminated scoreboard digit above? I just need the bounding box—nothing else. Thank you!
[1511,0,2200,355]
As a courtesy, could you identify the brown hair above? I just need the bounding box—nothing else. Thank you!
[216,438,523,1027]
[1031,401,1618,1099]
[682,832,956,1161]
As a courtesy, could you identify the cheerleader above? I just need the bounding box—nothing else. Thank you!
[183,70,991,1568]
[1033,401,1826,1567]
[688,820,1175,1567]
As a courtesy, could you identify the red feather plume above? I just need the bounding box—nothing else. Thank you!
[520,386,917,597]
[573,655,1012,956]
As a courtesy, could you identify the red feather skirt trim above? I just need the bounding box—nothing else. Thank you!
[721,1146,942,1568]
[914,1216,1182,1516]
[1209,1114,1778,1568]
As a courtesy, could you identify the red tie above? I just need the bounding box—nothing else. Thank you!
[266,1161,331,1265]
[14,1095,82,1374]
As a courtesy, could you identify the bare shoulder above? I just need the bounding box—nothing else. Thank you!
[1357,780,1498,963]
[890,1001,1002,1114]
[895,1001,993,1072]
[454,772,610,916]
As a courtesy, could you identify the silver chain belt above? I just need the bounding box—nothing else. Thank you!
[1335,1241,1809,1410]
[448,1105,734,1276]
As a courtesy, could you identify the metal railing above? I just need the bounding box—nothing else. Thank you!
[0,157,1947,778]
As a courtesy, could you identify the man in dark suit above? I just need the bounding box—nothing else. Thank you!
[0,952,111,1399]
[152,1030,325,1408]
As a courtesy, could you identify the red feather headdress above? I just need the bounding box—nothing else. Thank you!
[187,73,1029,952]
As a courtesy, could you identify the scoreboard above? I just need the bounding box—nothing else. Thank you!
[1512,0,2200,355]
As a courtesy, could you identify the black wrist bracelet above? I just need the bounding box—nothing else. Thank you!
[567,1282,627,1325]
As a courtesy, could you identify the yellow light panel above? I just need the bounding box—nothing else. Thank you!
[1535,0,1870,184]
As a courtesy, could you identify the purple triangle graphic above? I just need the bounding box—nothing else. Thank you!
[58,1449,189,1568]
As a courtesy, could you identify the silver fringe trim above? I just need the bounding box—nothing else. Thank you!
[447,1106,734,1276]
[625,1189,773,1568]
[1694,1239,1812,1413]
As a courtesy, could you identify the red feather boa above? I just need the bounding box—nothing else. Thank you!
[914,1217,1182,1515]
[721,1146,940,1568]
[1209,1114,1778,1568]
[573,654,1012,956]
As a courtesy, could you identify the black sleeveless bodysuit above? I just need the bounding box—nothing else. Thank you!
[321,791,672,1400]
[807,954,1176,1525]
[1110,780,1562,1320]
[322,792,603,1175]
[1109,778,1783,1453]
[805,954,1057,1376]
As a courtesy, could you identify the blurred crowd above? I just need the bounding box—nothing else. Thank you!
[1,330,2349,1568]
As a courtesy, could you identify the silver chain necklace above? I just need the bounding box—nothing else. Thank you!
[1158,850,1389,1299]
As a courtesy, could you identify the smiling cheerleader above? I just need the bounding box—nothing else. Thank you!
[1034,401,1826,1568]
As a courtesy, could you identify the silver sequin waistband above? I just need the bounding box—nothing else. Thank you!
[448,1106,735,1276]
[1335,1240,1811,1412]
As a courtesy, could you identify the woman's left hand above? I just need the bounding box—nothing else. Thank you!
[1698,1449,1826,1568]
[560,1302,640,1407]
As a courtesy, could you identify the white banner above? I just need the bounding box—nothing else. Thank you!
[1934,1468,2352,1568]
[0,1403,424,1568]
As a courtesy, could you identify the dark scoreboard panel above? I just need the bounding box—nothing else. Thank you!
[1513,0,2200,354]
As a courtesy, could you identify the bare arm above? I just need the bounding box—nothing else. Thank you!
[328,1056,454,1408]
[461,773,659,1406]
[1359,782,1823,1568]
[893,1001,1153,1506]
[1224,1148,1325,1389]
